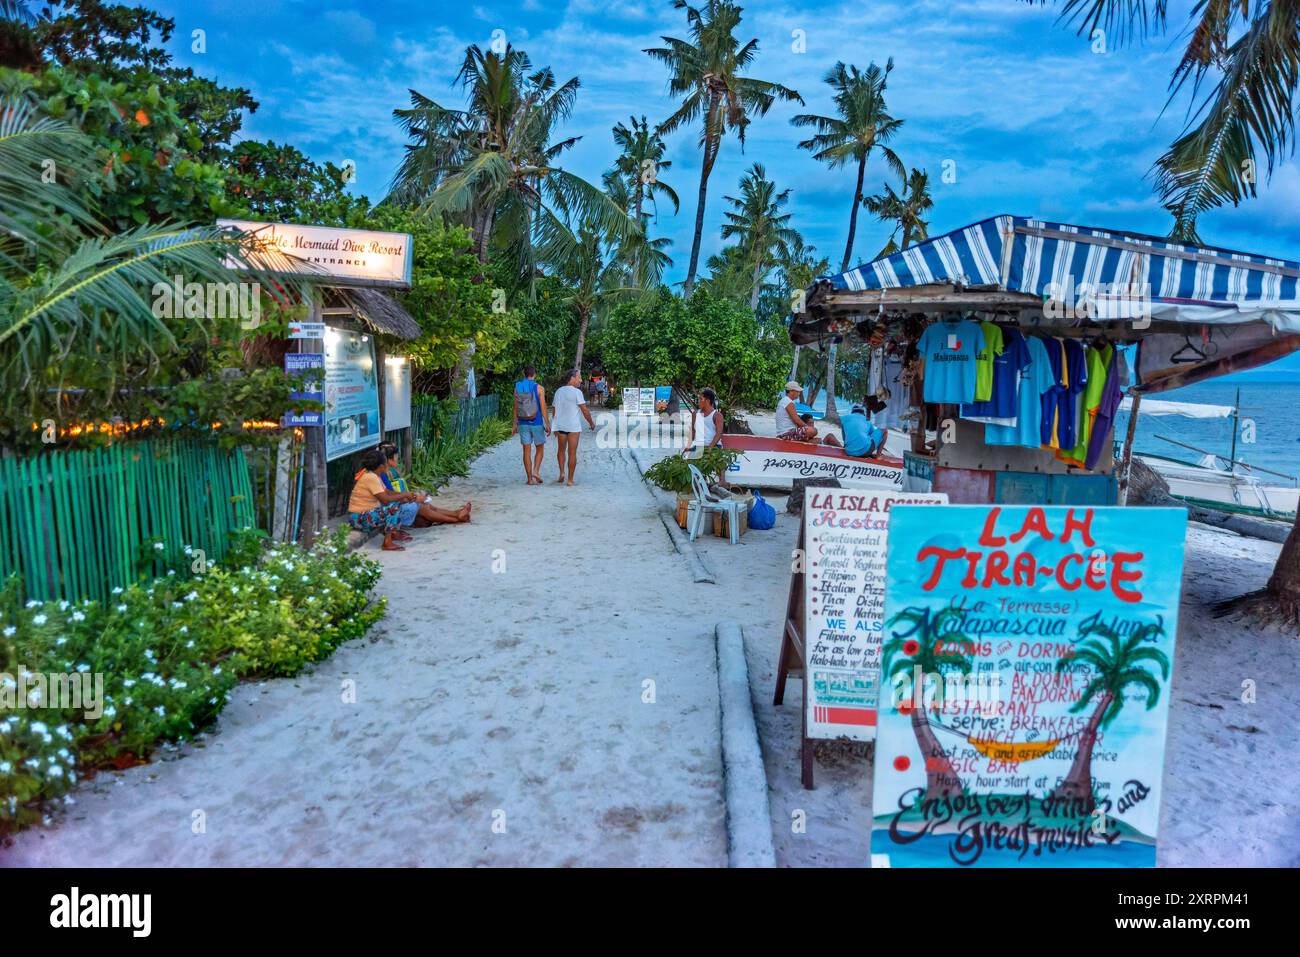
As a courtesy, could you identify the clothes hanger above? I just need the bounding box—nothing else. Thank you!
[1170,333,1206,364]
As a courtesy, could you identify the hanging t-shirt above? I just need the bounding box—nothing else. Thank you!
[987,335,1054,448]
[1085,349,1129,470]
[972,321,1003,403]
[1040,338,1087,449]
[873,351,906,431]
[1059,343,1112,467]
[918,319,984,404]
[963,328,1029,423]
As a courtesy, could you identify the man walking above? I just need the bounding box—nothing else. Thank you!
[513,366,551,485]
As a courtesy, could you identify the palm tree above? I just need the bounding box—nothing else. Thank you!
[551,216,657,370]
[0,95,310,421]
[607,116,679,228]
[645,0,802,297]
[389,44,634,395]
[882,605,974,803]
[863,168,934,257]
[719,163,799,311]
[1033,1,1299,242]
[791,59,903,424]
[773,233,829,379]
[792,60,904,272]
[1049,618,1170,815]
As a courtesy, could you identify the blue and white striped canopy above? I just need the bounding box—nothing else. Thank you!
[824,215,1300,325]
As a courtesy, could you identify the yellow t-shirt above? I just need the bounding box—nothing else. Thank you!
[348,471,387,514]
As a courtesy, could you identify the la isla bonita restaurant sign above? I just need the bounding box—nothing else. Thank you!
[217,219,413,288]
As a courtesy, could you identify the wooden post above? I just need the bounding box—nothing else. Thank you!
[1117,391,1141,506]
[298,296,328,547]
[773,511,814,789]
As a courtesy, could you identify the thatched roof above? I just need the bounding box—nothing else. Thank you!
[329,288,423,341]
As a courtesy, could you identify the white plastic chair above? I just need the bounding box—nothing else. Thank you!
[686,464,743,544]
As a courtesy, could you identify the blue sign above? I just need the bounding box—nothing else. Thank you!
[284,352,323,427]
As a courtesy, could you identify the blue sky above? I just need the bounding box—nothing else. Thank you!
[151,0,1300,377]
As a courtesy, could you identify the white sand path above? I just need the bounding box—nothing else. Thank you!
[4,424,726,867]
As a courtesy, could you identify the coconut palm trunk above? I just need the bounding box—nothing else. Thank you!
[842,153,866,273]
[573,304,591,371]
[788,344,801,381]
[911,702,964,801]
[1049,690,1113,814]
[453,205,497,399]
[683,94,720,298]
[1265,515,1300,622]
[748,257,764,311]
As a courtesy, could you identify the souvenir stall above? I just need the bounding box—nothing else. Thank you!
[789,215,1300,506]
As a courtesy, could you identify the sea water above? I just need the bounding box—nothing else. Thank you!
[1121,380,1300,481]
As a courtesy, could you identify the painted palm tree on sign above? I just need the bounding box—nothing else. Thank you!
[862,168,934,257]
[1033,1,1299,243]
[719,163,799,312]
[1050,617,1170,815]
[882,605,974,803]
[645,0,802,297]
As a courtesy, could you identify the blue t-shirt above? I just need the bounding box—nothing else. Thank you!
[841,412,883,457]
[962,328,1030,419]
[986,335,1054,447]
[918,320,984,404]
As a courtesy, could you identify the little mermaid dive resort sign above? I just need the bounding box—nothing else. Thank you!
[871,505,1188,868]
[217,219,413,289]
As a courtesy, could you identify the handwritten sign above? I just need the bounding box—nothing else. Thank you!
[870,505,1187,867]
[803,490,947,741]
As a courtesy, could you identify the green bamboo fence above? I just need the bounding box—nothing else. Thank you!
[0,440,257,604]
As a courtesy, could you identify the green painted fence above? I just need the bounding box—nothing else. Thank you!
[0,440,257,604]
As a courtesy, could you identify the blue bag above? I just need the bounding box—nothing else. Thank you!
[748,490,776,530]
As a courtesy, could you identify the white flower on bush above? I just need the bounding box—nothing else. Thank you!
[115,604,127,613]
[2,626,14,637]
[111,587,123,595]
[32,614,46,626]
[123,678,136,688]
[71,611,84,622]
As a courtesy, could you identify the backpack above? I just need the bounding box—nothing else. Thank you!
[748,491,776,530]
[514,381,539,421]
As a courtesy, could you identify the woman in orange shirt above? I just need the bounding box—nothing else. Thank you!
[347,448,413,551]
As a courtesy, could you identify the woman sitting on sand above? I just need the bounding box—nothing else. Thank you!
[374,444,472,527]
[347,449,415,551]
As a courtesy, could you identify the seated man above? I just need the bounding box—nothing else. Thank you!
[841,398,887,458]
[376,443,471,527]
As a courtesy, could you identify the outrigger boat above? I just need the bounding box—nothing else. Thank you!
[721,431,909,492]
[1120,393,1298,521]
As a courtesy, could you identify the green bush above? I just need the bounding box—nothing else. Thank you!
[408,416,512,492]
[0,529,385,835]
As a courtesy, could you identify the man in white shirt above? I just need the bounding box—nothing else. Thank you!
[777,381,804,435]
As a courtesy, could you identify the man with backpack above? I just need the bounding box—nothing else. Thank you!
[513,366,551,485]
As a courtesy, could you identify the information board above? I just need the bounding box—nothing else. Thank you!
[323,328,381,462]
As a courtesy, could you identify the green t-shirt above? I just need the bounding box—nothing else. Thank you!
[1061,343,1112,466]
[973,321,1003,403]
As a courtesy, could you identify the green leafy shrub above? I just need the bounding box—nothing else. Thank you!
[0,529,384,835]
[643,447,742,495]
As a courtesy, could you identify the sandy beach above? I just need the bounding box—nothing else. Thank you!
[4,409,1296,867]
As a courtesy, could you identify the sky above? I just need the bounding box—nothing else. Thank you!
[149,0,1300,378]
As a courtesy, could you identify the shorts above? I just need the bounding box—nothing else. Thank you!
[553,429,577,435]
[517,422,547,445]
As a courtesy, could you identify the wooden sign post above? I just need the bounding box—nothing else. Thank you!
[774,490,948,790]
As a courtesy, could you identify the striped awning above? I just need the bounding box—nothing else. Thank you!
[822,215,1300,329]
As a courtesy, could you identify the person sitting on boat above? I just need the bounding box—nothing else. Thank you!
[778,381,805,434]
[841,399,887,458]
[779,413,847,449]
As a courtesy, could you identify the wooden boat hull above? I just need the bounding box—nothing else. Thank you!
[720,434,905,491]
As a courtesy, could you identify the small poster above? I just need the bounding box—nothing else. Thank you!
[639,388,656,415]
[283,352,323,427]
[323,328,381,462]
[803,490,947,741]
[287,320,326,340]
[622,387,640,412]
[654,386,672,414]
[383,357,411,432]
[871,505,1188,868]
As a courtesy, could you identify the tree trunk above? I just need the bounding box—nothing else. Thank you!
[573,305,590,372]
[841,153,866,273]
[1048,691,1111,816]
[455,206,496,399]
[1265,512,1300,622]
[788,344,801,382]
[683,96,720,299]
[748,257,764,312]
[910,701,963,802]
[823,341,840,424]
